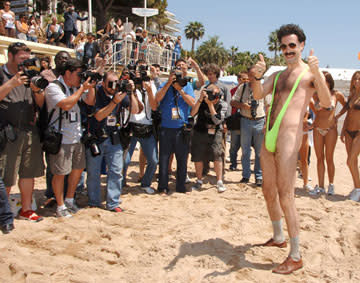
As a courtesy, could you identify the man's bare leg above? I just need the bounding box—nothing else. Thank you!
[18,178,34,212]
[65,169,83,200]
[52,175,65,206]
[275,147,301,261]
[194,161,203,181]
[260,145,285,245]
[139,148,146,179]
[213,160,223,182]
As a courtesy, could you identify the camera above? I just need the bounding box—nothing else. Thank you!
[18,58,49,89]
[108,79,132,95]
[127,64,150,85]
[81,132,101,157]
[79,71,103,84]
[204,88,221,101]
[173,67,191,87]
[250,99,259,118]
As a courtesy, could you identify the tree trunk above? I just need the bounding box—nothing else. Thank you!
[191,38,195,53]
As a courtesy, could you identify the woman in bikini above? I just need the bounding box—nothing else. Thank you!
[309,71,346,195]
[340,71,360,201]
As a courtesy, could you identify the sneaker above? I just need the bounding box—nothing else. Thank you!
[217,180,227,193]
[226,157,231,163]
[327,184,335,195]
[191,180,202,191]
[349,188,360,202]
[303,184,313,191]
[240,177,249,184]
[256,179,263,187]
[142,186,155,194]
[309,185,325,195]
[56,207,72,218]
[185,174,191,184]
[19,210,43,222]
[64,200,80,214]
[111,207,124,212]
[229,166,237,171]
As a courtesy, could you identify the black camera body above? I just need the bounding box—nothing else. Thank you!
[127,64,150,85]
[204,89,222,101]
[79,71,103,84]
[18,58,49,89]
[81,132,101,157]
[250,99,259,118]
[108,79,132,95]
[173,68,191,87]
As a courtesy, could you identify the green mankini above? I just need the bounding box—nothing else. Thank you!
[265,67,309,153]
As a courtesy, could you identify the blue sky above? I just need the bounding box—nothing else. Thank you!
[166,0,360,69]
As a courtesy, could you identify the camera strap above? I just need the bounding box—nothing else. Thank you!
[173,88,183,121]
[140,88,151,121]
[239,83,247,104]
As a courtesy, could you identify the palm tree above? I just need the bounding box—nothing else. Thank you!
[196,36,228,66]
[228,46,238,67]
[150,0,169,33]
[184,21,205,53]
[267,30,280,64]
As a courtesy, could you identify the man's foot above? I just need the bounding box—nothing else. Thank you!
[159,188,169,196]
[254,238,287,248]
[255,179,262,187]
[142,186,155,195]
[272,256,303,274]
[44,197,57,208]
[217,180,227,193]
[64,200,80,214]
[137,176,143,183]
[349,188,360,202]
[191,180,202,191]
[56,207,72,218]
[229,166,237,171]
[110,207,124,213]
[1,223,14,234]
[309,185,325,195]
[19,210,43,222]
[327,184,335,195]
[240,177,249,184]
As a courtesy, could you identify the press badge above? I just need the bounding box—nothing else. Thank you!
[208,128,215,135]
[171,107,180,120]
[69,112,78,123]
[107,115,116,126]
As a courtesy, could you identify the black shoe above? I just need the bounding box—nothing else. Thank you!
[229,166,237,171]
[240,177,249,183]
[1,223,14,234]
[256,179,263,187]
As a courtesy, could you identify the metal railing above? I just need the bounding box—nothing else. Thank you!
[101,39,180,72]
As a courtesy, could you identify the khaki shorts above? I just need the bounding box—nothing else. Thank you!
[49,143,86,175]
[0,129,44,187]
[191,130,223,162]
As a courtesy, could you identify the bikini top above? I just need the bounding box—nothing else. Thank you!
[265,67,309,153]
[314,100,335,111]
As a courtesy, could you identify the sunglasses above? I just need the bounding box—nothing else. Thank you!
[280,43,297,50]
[9,42,26,48]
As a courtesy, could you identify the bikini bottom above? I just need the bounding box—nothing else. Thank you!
[315,126,335,137]
[346,129,360,139]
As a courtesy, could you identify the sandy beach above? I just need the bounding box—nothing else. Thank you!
[0,137,359,283]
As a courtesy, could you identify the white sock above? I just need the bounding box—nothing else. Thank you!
[65,198,74,205]
[289,236,301,261]
[272,220,285,243]
[217,180,223,185]
[57,204,66,211]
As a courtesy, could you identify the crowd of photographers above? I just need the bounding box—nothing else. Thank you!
[0,40,266,234]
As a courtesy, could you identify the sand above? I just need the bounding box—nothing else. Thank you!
[0,137,359,283]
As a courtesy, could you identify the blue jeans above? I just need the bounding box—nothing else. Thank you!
[229,130,241,169]
[86,138,124,210]
[0,176,13,226]
[240,117,265,180]
[158,128,188,193]
[123,134,158,188]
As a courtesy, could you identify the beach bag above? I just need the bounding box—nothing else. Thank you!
[225,112,242,131]
[42,108,63,154]
[130,122,152,139]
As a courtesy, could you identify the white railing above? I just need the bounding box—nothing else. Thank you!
[102,39,180,72]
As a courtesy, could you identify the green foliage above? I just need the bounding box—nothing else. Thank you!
[195,36,228,67]
[148,0,169,32]
[184,21,205,53]
[267,29,280,64]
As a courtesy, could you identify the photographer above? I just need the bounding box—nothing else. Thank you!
[155,59,195,194]
[0,42,45,222]
[45,58,96,218]
[230,65,270,186]
[123,61,158,194]
[86,71,141,212]
[190,84,228,193]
